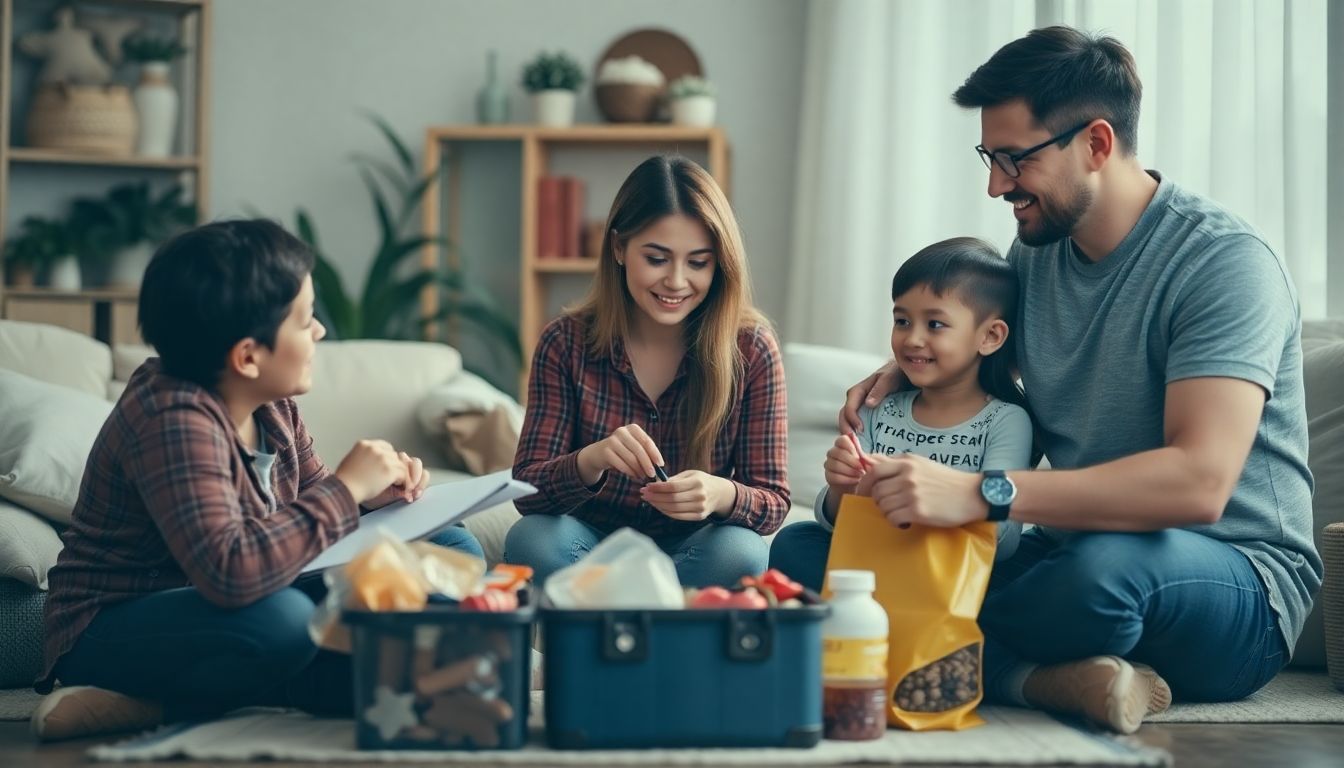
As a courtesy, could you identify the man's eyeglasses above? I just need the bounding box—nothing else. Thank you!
[975,120,1094,178]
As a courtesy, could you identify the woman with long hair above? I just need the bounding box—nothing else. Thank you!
[505,155,789,587]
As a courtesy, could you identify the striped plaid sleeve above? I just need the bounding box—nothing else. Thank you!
[285,399,332,491]
[512,318,603,515]
[722,327,791,533]
[126,402,358,608]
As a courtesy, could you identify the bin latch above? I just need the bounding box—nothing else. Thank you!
[601,613,651,662]
[727,611,775,662]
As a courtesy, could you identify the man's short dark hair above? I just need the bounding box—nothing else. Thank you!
[952,26,1142,155]
[138,219,314,388]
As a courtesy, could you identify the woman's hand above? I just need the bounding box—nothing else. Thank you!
[640,470,737,521]
[576,423,665,486]
[824,434,868,494]
[839,361,902,433]
[855,453,985,528]
[363,451,430,509]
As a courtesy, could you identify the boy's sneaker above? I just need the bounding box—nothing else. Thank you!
[1023,655,1172,734]
[30,686,163,742]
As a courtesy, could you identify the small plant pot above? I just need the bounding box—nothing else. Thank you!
[532,89,577,127]
[595,83,660,123]
[107,241,155,288]
[671,95,716,127]
[46,254,82,292]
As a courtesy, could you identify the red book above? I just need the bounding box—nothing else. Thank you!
[560,177,585,259]
[537,176,563,260]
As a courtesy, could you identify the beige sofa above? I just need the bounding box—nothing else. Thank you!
[1,317,1340,690]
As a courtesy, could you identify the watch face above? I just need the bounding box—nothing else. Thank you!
[983,476,1015,506]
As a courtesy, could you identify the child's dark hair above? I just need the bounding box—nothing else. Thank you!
[139,219,314,389]
[891,237,1028,414]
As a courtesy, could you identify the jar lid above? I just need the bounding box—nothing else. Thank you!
[827,569,875,592]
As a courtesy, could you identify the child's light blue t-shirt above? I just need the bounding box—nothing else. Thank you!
[814,389,1034,560]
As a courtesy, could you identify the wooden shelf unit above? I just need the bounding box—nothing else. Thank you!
[0,0,211,346]
[421,123,730,391]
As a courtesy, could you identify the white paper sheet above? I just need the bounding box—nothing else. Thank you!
[300,470,535,573]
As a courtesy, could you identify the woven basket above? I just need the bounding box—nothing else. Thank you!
[1324,522,1344,692]
[595,83,661,123]
[25,83,137,156]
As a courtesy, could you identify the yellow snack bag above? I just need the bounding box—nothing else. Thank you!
[825,494,996,731]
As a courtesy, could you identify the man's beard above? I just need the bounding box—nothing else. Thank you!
[1015,183,1093,247]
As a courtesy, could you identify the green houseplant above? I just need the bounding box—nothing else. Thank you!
[121,35,188,63]
[68,182,196,286]
[522,51,584,127]
[668,75,716,127]
[289,112,521,389]
[3,215,74,288]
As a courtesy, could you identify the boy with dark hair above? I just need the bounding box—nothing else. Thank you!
[842,26,1318,734]
[31,219,482,741]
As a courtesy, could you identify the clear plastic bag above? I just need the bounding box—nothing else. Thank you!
[543,527,684,609]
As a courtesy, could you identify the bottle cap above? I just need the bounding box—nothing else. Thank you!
[827,569,875,593]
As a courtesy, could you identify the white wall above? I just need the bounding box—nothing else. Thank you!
[209,0,808,331]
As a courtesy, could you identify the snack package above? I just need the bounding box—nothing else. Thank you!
[825,494,996,731]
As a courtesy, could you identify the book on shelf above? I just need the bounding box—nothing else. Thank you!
[537,176,564,260]
[560,176,585,259]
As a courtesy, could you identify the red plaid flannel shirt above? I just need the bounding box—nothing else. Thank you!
[38,360,358,690]
[512,314,790,538]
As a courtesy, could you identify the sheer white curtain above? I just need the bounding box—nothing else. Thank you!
[786,0,1329,355]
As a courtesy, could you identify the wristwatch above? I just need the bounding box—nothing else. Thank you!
[980,470,1017,522]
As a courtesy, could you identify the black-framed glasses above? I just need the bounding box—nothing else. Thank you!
[975,120,1094,178]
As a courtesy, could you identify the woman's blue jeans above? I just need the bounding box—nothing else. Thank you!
[52,524,482,720]
[503,514,768,589]
[769,522,1287,703]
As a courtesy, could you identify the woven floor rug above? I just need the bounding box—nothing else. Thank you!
[88,702,1169,766]
[1147,671,1343,723]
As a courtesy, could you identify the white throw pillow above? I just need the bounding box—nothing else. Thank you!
[0,368,112,524]
[0,500,64,589]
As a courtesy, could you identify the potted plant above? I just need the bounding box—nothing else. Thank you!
[669,75,716,127]
[283,113,522,391]
[69,181,196,287]
[122,35,187,157]
[521,51,584,127]
[2,215,80,290]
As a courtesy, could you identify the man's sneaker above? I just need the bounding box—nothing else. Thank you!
[30,686,163,742]
[1023,655,1172,734]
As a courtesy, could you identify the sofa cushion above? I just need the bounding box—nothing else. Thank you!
[0,319,112,399]
[783,342,888,504]
[0,368,113,524]
[298,340,463,470]
[0,500,63,589]
[1293,339,1344,668]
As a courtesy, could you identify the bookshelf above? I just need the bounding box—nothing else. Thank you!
[0,0,211,345]
[421,123,730,393]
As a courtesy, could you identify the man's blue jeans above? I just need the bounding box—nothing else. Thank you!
[53,524,482,721]
[769,522,1287,702]
[504,514,768,589]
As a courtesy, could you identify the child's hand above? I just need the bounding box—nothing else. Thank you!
[640,470,735,521]
[362,451,431,510]
[334,439,409,504]
[823,434,868,493]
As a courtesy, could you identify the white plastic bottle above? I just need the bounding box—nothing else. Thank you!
[822,569,888,740]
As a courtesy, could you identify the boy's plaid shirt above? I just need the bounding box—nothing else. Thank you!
[38,360,358,691]
[512,314,790,538]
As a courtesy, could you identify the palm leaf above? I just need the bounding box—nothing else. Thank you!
[361,109,413,172]
[350,152,410,200]
[362,235,445,312]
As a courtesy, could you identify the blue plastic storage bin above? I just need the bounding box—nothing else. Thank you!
[346,595,534,750]
[541,602,829,749]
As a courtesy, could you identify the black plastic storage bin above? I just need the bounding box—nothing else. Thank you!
[345,595,534,750]
[541,601,829,749]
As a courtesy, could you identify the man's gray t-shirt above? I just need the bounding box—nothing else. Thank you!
[1008,172,1321,654]
[815,390,1033,560]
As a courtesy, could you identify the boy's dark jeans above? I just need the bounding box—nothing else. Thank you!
[53,524,482,721]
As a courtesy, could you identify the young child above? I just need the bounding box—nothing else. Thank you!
[505,155,789,588]
[769,237,1033,592]
[31,219,482,742]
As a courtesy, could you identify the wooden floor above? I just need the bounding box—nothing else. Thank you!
[3,720,1343,767]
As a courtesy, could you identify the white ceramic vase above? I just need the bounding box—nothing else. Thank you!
[108,241,155,287]
[533,89,576,127]
[47,254,81,292]
[671,96,716,127]
[133,62,178,157]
